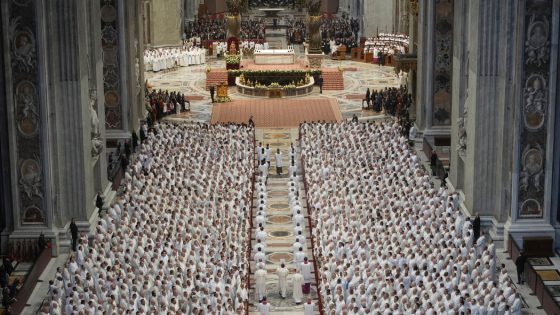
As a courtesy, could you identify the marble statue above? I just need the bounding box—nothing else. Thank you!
[457,107,467,157]
[89,90,103,157]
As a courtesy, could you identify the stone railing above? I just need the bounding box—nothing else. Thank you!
[235,77,314,98]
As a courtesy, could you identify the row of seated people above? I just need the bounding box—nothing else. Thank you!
[300,121,522,314]
[42,122,255,314]
[240,19,266,40]
[186,18,227,41]
[146,89,190,124]
[287,16,360,45]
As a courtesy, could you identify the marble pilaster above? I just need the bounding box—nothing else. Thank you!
[505,0,558,246]
[415,0,453,137]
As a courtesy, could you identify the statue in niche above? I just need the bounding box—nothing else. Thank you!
[525,16,549,67]
[89,90,104,157]
[456,107,467,158]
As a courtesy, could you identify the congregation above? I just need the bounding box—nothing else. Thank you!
[240,18,266,40]
[43,122,255,314]
[185,19,227,41]
[300,121,521,314]
[363,86,413,118]
[145,89,190,124]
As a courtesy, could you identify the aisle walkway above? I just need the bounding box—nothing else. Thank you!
[249,128,320,315]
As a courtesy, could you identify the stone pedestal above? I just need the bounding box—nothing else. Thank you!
[306,53,324,69]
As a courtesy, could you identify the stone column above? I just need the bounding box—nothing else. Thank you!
[0,5,14,254]
[506,0,559,246]
[554,41,560,240]
[415,0,453,137]
[1,0,51,233]
[123,0,145,133]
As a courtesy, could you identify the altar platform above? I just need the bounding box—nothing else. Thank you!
[254,49,295,64]
[211,98,342,127]
[240,59,306,71]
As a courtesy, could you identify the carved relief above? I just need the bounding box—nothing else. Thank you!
[101,0,122,129]
[432,0,454,126]
[456,107,467,158]
[22,206,45,224]
[19,158,43,200]
[15,80,39,137]
[525,15,550,67]
[90,90,104,157]
[516,0,552,221]
[519,198,542,218]
[523,74,547,130]
[8,0,47,225]
[8,17,37,73]
[519,144,544,192]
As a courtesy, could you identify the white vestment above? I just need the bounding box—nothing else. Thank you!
[301,262,312,283]
[255,268,267,300]
[304,301,315,315]
[293,272,304,303]
[258,302,271,315]
[277,267,289,298]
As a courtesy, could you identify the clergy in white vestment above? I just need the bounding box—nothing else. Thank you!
[304,298,315,315]
[293,271,304,304]
[257,297,271,315]
[300,257,313,287]
[255,266,267,302]
[276,262,289,299]
[275,149,282,175]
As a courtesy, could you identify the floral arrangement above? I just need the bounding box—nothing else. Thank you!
[215,95,232,103]
[225,54,241,65]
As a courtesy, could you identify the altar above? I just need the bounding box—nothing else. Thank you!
[254,49,295,65]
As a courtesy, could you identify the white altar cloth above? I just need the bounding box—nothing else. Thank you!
[254,49,295,65]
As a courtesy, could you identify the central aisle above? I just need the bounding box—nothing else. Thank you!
[249,128,320,315]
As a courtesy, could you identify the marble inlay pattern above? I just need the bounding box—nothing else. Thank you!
[249,128,319,314]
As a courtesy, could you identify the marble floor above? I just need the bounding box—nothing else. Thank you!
[147,51,396,124]
[249,128,320,314]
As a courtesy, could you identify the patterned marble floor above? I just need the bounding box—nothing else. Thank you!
[249,128,320,314]
[147,49,398,124]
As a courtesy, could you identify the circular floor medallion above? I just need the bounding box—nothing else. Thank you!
[269,230,293,238]
[268,215,292,224]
